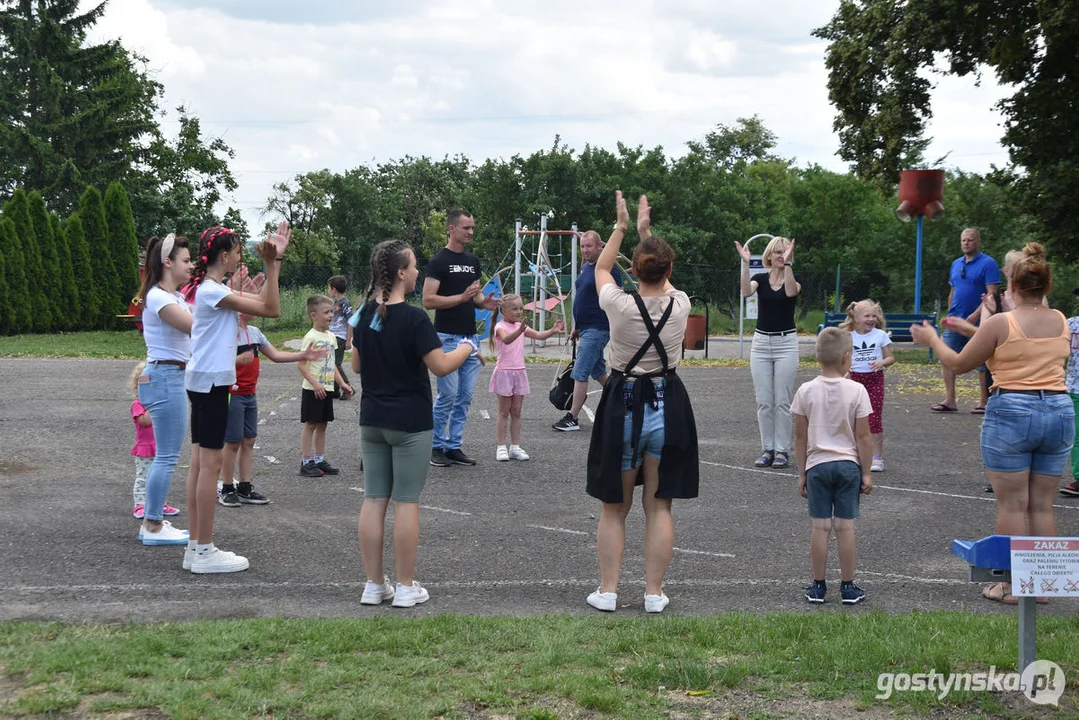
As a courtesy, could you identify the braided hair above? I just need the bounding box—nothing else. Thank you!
[182,225,240,303]
[363,240,413,322]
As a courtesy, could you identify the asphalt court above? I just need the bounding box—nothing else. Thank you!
[1,356,1077,622]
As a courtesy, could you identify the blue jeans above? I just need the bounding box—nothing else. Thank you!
[942,329,987,373]
[432,333,482,451]
[980,392,1074,475]
[137,363,188,521]
[572,328,610,382]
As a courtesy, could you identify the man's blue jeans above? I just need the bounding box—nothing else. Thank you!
[432,333,482,451]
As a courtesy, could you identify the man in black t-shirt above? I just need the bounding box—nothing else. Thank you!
[423,209,500,467]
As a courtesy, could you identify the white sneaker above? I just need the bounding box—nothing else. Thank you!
[496,445,509,462]
[139,521,189,546]
[182,545,196,570]
[391,581,430,608]
[645,593,670,613]
[361,579,395,605]
[871,458,884,472]
[509,445,530,461]
[587,588,617,612]
[190,545,250,574]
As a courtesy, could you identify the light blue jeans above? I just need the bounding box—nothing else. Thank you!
[137,363,188,521]
[432,333,482,451]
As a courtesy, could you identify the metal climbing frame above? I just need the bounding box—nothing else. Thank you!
[513,216,577,349]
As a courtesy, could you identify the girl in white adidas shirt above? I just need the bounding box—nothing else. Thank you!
[840,300,895,471]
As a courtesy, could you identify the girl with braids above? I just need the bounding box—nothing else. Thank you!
[135,233,195,546]
[487,293,564,461]
[180,222,290,574]
[349,239,478,608]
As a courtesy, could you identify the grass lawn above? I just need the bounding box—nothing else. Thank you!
[0,329,305,360]
[1,614,1075,719]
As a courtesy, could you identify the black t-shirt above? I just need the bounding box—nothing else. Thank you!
[752,272,799,332]
[426,248,482,335]
[356,302,442,432]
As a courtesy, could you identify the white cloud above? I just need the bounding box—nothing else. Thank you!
[86,0,1011,231]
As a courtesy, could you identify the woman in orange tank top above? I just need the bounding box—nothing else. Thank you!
[912,243,1074,605]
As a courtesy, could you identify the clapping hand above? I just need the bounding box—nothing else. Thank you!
[781,239,795,266]
[734,241,751,264]
[615,190,629,231]
[637,194,651,238]
[552,319,565,333]
[258,221,291,263]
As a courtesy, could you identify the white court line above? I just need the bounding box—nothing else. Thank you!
[527,524,735,558]
[704,461,1079,511]
[348,487,365,494]
[421,505,472,516]
[581,405,595,422]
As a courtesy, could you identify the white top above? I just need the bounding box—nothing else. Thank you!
[185,278,238,392]
[301,328,338,391]
[143,286,190,362]
[599,284,691,375]
[849,328,892,373]
[790,376,872,471]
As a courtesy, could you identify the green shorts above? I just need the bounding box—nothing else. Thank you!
[360,426,433,502]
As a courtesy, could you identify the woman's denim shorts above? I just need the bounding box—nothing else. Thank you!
[621,380,666,471]
[980,391,1075,475]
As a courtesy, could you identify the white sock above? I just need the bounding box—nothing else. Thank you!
[510,444,521,451]
[498,445,508,452]
[196,543,213,555]
[314,453,325,463]
[187,540,196,552]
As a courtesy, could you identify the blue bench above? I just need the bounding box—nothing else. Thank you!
[817,312,938,359]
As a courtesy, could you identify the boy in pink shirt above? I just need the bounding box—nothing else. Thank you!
[791,327,873,605]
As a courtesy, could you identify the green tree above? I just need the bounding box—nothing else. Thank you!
[51,211,78,329]
[0,243,7,333]
[78,185,117,326]
[814,0,1079,261]
[3,189,50,330]
[28,191,63,328]
[0,216,30,332]
[63,210,97,327]
[261,170,341,266]
[104,182,140,306]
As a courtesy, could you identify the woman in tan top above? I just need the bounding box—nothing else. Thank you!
[912,243,1073,604]
[585,192,696,615]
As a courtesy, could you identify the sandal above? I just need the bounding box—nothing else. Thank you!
[982,582,1018,605]
[754,451,774,468]
[931,403,958,412]
[771,452,790,469]
[971,406,986,415]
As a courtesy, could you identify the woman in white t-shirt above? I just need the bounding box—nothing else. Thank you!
[839,300,894,471]
[178,223,291,574]
[585,192,696,615]
[136,234,196,547]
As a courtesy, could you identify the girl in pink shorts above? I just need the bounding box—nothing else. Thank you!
[488,293,564,461]
[840,300,895,471]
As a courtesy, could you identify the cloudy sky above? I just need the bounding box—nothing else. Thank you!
[88,0,1013,232]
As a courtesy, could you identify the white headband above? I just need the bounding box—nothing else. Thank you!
[159,233,176,264]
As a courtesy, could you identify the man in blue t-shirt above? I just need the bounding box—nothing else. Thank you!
[553,230,622,431]
[933,228,1000,413]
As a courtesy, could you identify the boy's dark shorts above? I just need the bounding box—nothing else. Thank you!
[301,388,334,424]
[806,460,861,520]
[225,393,259,443]
[188,385,230,450]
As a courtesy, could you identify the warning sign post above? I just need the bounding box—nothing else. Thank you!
[1010,537,1079,597]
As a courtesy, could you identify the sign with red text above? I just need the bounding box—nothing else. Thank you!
[1010,537,1079,597]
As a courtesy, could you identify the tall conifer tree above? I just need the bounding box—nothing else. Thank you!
[104,182,140,307]
[63,211,97,327]
[78,185,118,326]
[51,212,78,329]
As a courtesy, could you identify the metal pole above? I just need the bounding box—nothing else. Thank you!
[1018,596,1037,672]
[570,223,578,342]
[914,214,924,314]
[537,215,547,348]
[514,219,522,297]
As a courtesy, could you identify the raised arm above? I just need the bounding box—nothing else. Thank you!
[219,222,288,318]
[735,242,758,298]
[911,313,1007,375]
[781,241,801,298]
[595,191,630,290]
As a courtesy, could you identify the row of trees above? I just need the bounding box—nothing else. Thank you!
[0,184,139,334]
[259,119,1077,318]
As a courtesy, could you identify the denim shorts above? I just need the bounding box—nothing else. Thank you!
[980,392,1075,475]
[572,328,610,382]
[942,329,987,373]
[621,381,665,471]
[806,460,861,520]
[225,393,258,443]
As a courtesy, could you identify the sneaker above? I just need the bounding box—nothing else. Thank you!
[139,521,189,546]
[444,449,477,466]
[132,504,145,520]
[190,545,250,574]
[361,579,396,605]
[871,458,884,472]
[644,593,670,613]
[218,488,241,507]
[1061,480,1079,497]
[586,588,617,612]
[162,503,181,516]
[840,581,866,605]
[509,445,530,461]
[316,460,340,475]
[391,581,430,608]
[552,413,580,432]
[496,445,509,462]
[300,460,325,478]
[984,484,995,494]
[182,545,196,571]
[430,448,451,467]
[237,484,269,505]
[805,580,826,604]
